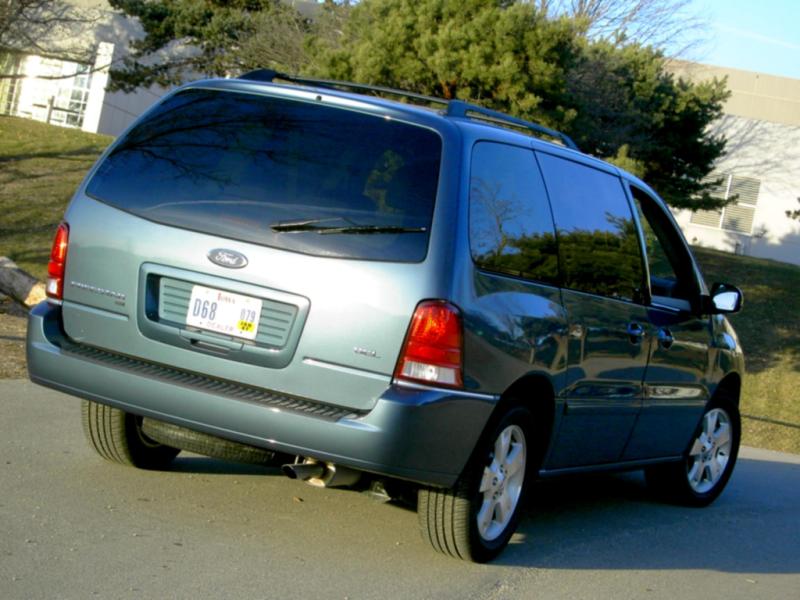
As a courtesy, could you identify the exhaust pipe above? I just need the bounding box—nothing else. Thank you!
[282,458,361,488]
[282,462,325,481]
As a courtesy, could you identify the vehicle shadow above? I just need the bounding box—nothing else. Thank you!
[158,452,799,574]
[168,454,279,476]
[497,455,800,573]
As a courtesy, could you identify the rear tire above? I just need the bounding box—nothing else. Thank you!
[646,395,740,507]
[418,405,534,562]
[81,400,180,469]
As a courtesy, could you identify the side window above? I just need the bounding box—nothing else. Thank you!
[469,142,559,286]
[537,152,644,303]
[630,186,699,303]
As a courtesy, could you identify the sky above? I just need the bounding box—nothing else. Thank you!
[692,0,800,79]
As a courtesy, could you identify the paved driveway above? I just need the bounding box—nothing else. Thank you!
[1,380,798,599]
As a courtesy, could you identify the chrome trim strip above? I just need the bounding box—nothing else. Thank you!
[650,301,682,313]
[394,379,499,401]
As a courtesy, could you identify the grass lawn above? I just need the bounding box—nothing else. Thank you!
[693,247,800,454]
[0,116,797,453]
[0,115,112,279]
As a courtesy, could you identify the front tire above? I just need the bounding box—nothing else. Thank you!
[418,405,534,562]
[81,400,180,469]
[646,396,740,507]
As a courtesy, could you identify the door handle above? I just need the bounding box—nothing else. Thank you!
[626,322,645,344]
[658,327,674,350]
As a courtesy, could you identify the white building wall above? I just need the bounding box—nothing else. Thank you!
[670,62,800,267]
[1,3,169,136]
[81,42,113,133]
[674,114,800,266]
[96,85,165,137]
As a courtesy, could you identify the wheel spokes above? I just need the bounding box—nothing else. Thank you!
[505,443,525,479]
[496,491,513,524]
[689,437,705,457]
[705,410,719,437]
[476,423,528,542]
[686,407,734,494]
[688,460,704,486]
[714,423,731,449]
[494,428,511,465]
[477,499,494,534]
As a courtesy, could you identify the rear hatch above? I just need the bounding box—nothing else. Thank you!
[60,84,446,412]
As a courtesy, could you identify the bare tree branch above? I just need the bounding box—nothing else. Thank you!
[535,0,708,55]
[0,0,101,64]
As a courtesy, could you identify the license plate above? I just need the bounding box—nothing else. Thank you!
[185,284,262,341]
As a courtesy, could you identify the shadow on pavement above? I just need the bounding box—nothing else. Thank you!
[168,454,279,476]
[157,449,800,573]
[496,456,800,573]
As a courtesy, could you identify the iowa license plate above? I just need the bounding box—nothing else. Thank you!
[186,284,262,341]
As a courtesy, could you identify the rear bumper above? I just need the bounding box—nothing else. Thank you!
[27,302,496,487]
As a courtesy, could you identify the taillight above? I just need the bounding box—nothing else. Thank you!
[394,300,463,388]
[46,222,69,301]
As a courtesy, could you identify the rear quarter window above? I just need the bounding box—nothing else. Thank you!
[468,142,559,286]
[86,88,442,262]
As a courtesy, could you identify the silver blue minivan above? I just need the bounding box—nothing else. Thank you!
[27,72,745,562]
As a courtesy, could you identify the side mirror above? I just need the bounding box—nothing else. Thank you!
[704,283,743,314]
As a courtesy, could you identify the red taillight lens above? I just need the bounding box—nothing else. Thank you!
[394,300,463,388]
[46,222,69,301]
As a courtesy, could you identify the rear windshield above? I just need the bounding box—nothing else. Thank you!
[86,88,442,262]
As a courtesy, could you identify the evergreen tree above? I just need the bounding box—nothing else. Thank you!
[311,0,730,210]
[108,0,729,210]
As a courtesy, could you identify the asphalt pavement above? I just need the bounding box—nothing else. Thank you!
[1,379,799,600]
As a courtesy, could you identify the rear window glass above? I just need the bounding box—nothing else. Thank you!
[86,88,442,262]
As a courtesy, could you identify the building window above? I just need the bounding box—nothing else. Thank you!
[0,53,24,115]
[690,173,760,235]
[0,53,92,129]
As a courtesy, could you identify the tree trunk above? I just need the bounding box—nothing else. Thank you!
[0,257,46,308]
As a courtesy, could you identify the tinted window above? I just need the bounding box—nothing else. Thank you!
[86,88,442,262]
[631,186,699,302]
[469,142,558,285]
[537,153,644,302]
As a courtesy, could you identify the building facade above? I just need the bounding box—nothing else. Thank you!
[670,62,800,266]
[0,3,166,137]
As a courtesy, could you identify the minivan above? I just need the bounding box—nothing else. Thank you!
[28,71,745,562]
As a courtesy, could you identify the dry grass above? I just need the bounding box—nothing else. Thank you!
[0,115,112,279]
[693,247,800,454]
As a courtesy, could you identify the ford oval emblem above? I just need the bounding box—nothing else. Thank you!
[207,248,248,269]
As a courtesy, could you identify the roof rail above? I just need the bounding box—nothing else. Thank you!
[238,69,579,151]
[446,100,579,151]
[238,69,449,107]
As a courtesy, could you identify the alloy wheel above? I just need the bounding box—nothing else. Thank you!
[686,407,733,494]
[477,424,527,541]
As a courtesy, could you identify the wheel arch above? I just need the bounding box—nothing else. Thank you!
[502,373,557,462]
[461,372,557,481]
[712,372,742,407]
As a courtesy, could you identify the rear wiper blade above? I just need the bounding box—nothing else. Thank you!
[270,217,342,231]
[271,222,427,235]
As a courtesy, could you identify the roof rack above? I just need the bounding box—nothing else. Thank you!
[238,69,579,151]
[446,100,579,150]
[239,69,449,107]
